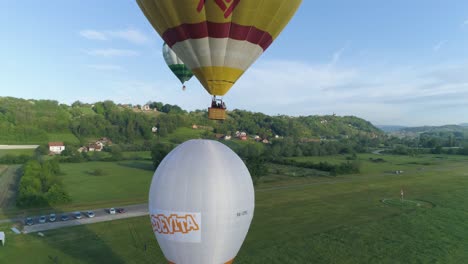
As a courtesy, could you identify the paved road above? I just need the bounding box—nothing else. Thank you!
[0,145,39,150]
[20,204,149,233]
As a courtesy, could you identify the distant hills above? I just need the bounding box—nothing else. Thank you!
[379,124,468,138]
[376,125,408,133]
[0,96,382,145]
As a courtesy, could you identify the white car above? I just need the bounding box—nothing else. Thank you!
[109,208,116,214]
[49,213,56,222]
[86,211,95,218]
[39,215,46,224]
[74,212,82,219]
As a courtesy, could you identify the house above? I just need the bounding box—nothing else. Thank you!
[215,134,225,140]
[98,137,112,145]
[254,135,261,141]
[224,135,232,140]
[152,126,158,133]
[48,142,65,154]
[236,131,247,141]
[88,143,103,152]
[141,104,151,111]
[192,124,198,129]
[77,147,87,153]
[262,139,269,144]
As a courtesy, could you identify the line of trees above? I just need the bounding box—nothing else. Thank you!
[17,159,71,207]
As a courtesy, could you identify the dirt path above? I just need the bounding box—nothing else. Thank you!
[0,165,22,208]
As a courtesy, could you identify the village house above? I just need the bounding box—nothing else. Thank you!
[98,137,111,144]
[48,142,65,154]
[262,139,270,144]
[215,134,225,140]
[141,104,151,111]
[87,143,103,152]
[77,147,87,153]
[239,132,247,141]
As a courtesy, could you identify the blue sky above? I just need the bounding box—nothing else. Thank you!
[1,0,468,126]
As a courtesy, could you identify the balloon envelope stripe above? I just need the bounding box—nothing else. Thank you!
[163,21,273,51]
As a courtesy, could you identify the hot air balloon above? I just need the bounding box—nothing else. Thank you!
[163,43,193,91]
[149,140,255,264]
[137,0,302,120]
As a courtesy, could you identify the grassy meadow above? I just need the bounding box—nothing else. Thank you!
[60,161,154,206]
[0,160,154,218]
[0,149,35,157]
[47,133,80,144]
[1,153,468,263]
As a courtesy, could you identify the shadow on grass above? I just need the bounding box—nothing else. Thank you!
[7,205,130,263]
[117,161,155,171]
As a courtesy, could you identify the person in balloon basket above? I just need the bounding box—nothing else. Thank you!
[211,96,227,109]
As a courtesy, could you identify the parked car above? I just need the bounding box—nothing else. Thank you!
[49,213,56,222]
[86,211,95,218]
[116,208,126,214]
[74,212,82,219]
[25,217,34,226]
[109,208,116,214]
[39,215,46,224]
[61,214,69,221]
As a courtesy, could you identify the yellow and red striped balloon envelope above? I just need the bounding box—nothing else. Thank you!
[137,0,302,96]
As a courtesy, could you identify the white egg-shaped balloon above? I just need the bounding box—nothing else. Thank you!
[149,139,255,264]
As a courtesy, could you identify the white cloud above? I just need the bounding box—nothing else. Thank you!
[79,30,107,40]
[79,29,150,44]
[433,40,447,52]
[107,29,150,44]
[85,48,139,57]
[226,60,468,126]
[87,64,123,71]
[328,46,346,67]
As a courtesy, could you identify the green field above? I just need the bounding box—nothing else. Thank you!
[160,127,207,144]
[47,133,80,144]
[0,165,21,208]
[0,149,35,157]
[121,151,151,160]
[0,160,154,218]
[1,153,468,263]
[60,161,154,206]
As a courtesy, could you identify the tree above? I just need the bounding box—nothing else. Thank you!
[151,143,173,168]
[245,157,268,185]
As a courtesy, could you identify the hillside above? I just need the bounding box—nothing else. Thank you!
[0,96,383,145]
[388,125,468,138]
[377,125,407,133]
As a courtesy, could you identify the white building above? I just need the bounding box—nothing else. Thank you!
[48,142,65,154]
